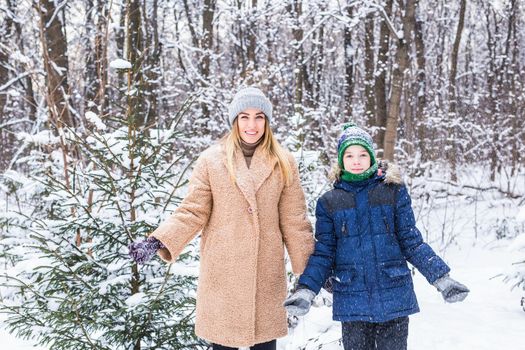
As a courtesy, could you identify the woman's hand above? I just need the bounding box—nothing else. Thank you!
[128,236,165,264]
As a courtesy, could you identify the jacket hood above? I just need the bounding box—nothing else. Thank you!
[383,161,402,185]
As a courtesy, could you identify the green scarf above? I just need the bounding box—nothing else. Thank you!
[340,162,378,182]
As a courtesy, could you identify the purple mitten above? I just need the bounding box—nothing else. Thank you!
[128,236,165,264]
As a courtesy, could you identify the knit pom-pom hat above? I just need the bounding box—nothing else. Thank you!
[337,122,378,182]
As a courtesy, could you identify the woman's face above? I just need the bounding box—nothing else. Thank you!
[236,108,266,144]
[343,145,371,174]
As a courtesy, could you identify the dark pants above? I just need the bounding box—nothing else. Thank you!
[212,339,276,350]
[342,317,409,350]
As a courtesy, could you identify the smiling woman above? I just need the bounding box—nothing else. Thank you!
[128,87,315,350]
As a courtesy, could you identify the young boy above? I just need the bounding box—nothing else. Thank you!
[284,123,469,350]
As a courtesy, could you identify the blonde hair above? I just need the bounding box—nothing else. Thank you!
[223,118,293,185]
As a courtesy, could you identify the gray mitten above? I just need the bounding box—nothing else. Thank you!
[283,288,316,316]
[433,274,470,303]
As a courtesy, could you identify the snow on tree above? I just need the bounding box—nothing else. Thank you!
[0,96,206,349]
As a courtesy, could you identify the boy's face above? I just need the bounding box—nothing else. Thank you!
[343,145,371,174]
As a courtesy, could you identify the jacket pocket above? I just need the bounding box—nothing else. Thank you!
[379,260,411,288]
[333,264,366,292]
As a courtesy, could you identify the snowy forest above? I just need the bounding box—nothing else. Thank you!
[0,0,524,349]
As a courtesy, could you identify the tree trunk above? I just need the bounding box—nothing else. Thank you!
[182,0,199,48]
[292,0,304,123]
[0,0,14,172]
[364,13,375,124]
[37,0,79,247]
[383,0,414,161]
[12,0,37,123]
[126,0,146,128]
[374,0,393,155]
[201,0,216,79]
[116,2,126,57]
[0,10,10,121]
[95,0,109,115]
[414,16,428,161]
[247,0,258,72]
[143,0,160,129]
[84,0,109,115]
[234,0,246,77]
[313,21,324,107]
[507,0,520,177]
[84,0,97,113]
[447,0,467,182]
[403,0,420,159]
[265,1,274,65]
[344,5,355,118]
[37,0,75,129]
[200,0,216,119]
[484,6,498,182]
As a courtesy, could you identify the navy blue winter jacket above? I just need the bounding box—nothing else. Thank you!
[298,168,450,323]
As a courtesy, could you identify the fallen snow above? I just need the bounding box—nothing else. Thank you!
[273,238,525,350]
[109,59,132,69]
[2,238,523,350]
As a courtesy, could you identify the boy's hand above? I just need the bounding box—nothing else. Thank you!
[433,275,470,303]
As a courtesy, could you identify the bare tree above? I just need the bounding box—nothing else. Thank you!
[201,0,216,119]
[0,1,12,120]
[0,0,14,171]
[84,0,109,115]
[383,0,415,161]
[364,12,375,123]
[374,0,393,154]
[36,0,75,128]
[142,0,160,129]
[344,4,356,118]
[247,0,258,72]
[447,0,467,182]
[414,5,428,161]
[291,0,304,120]
[506,0,522,177]
[0,0,37,172]
[125,0,146,127]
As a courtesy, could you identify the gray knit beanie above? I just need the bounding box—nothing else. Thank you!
[227,87,272,127]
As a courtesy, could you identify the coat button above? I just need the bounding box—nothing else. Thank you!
[248,207,253,214]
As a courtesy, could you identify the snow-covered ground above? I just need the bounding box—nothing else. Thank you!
[278,238,525,350]
[2,237,523,350]
[2,168,524,349]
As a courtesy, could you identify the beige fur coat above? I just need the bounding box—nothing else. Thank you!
[150,143,314,347]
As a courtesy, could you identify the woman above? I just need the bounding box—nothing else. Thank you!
[129,87,314,350]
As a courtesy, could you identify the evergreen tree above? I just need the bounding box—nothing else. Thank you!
[0,94,206,349]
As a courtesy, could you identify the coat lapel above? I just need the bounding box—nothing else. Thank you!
[231,146,277,209]
[249,146,277,194]
[233,149,257,208]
